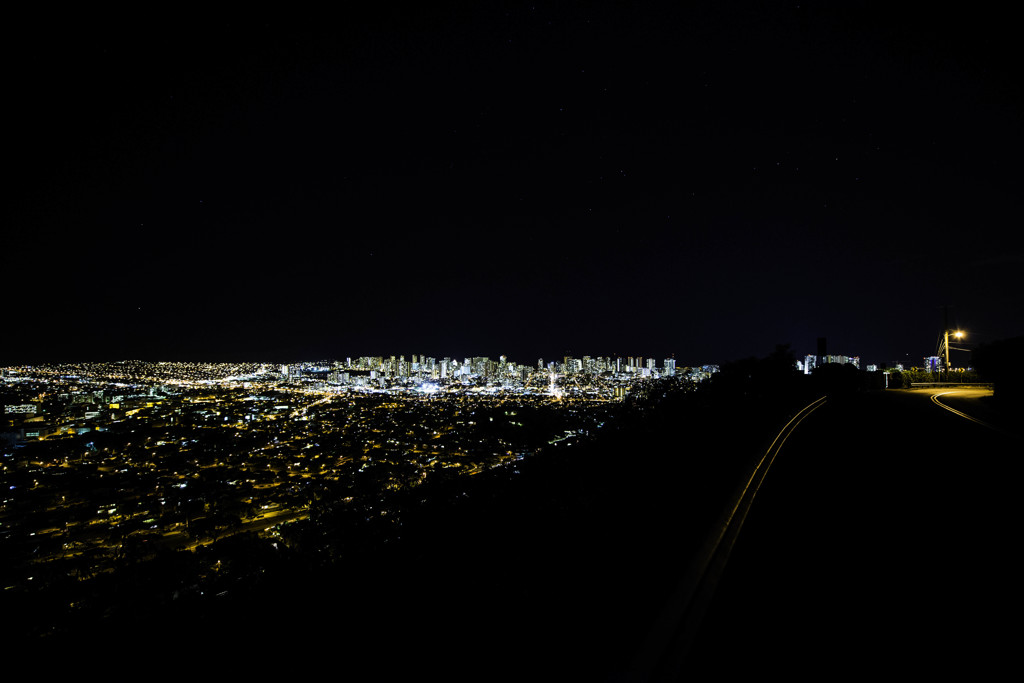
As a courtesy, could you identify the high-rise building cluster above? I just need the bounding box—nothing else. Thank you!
[798,354,861,374]
[275,354,688,388]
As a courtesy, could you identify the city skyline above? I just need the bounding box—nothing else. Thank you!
[0,340,969,376]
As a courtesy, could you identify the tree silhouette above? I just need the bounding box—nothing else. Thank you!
[973,336,1024,406]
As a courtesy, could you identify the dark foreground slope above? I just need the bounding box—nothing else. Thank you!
[12,379,814,679]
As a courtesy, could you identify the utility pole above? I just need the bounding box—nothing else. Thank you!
[939,305,967,380]
[944,306,950,377]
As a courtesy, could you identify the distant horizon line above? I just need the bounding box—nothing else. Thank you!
[1,356,731,372]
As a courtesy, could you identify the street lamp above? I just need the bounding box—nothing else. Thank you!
[939,329,968,379]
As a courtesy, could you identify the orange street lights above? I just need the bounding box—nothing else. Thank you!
[940,329,968,379]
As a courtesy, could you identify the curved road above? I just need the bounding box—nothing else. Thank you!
[682,388,1022,679]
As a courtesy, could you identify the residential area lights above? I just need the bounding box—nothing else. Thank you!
[0,357,709,602]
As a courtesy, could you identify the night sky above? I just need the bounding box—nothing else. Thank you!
[8,3,1023,366]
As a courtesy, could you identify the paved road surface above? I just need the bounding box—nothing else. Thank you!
[684,389,1022,679]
